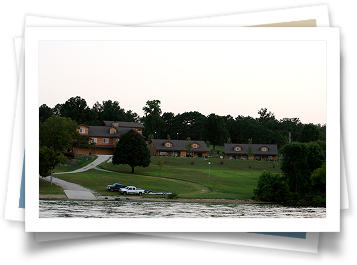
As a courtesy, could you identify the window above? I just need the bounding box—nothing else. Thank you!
[103,138,109,144]
[193,144,197,148]
[79,128,85,134]
[110,129,116,134]
[235,147,240,151]
[262,147,267,151]
[166,143,171,147]
[92,138,97,143]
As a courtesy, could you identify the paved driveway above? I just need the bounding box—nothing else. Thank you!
[53,155,112,174]
[41,155,113,200]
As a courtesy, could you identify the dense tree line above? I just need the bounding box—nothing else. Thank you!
[40,96,139,126]
[40,96,326,149]
[253,141,326,205]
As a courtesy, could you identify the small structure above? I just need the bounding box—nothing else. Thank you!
[224,143,278,161]
[150,139,210,158]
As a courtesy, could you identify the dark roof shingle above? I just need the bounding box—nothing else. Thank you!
[85,126,132,138]
[151,139,210,152]
[224,143,278,155]
[102,120,144,128]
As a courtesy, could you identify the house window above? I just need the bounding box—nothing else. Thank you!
[91,138,97,143]
[110,129,116,134]
[235,147,240,151]
[193,144,197,148]
[262,147,267,151]
[166,143,171,147]
[79,128,85,134]
[113,139,117,144]
[103,138,109,144]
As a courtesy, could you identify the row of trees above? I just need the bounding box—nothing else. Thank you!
[39,96,139,125]
[253,141,326,205]
[40,96,326,149]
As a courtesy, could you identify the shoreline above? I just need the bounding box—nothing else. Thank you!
[39,194,274,204]
[39,194,326,207]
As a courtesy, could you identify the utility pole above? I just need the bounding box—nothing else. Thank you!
[289,132,291,143]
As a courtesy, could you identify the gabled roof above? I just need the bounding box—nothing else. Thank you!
[81,124,145,138]
[101,120,144,128]
[85,126,133,138]
[224,143,278,155]
[151,139,210,152]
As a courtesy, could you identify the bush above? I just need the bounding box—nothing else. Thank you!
[287,192,300,203]
[253,171,290,202]
[167,193,178,199]
[311,163,326,193]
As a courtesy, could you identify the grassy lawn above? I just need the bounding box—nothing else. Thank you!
[54,169,199,197]
[91,156,280,199]
[53,155,97,173]
[49,148,281,199]
[39,178,66,195]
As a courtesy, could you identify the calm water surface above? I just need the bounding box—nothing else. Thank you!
[39,200,326,218]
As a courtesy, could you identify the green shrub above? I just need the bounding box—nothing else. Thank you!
[311,163,326,193]
[253,170,289,202]
[167,193,178,199]
[287,192,300,203]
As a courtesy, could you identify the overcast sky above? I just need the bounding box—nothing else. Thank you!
[39,40,326,124]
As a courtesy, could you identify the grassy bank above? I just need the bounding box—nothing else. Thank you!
[39,178,66,195]
[53,155,97,173]
[53,157,281,199]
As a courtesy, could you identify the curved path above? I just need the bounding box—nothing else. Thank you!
[53,155,112,174]
[41,155,112,200]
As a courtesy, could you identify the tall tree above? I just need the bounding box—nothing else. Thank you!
[281,142,324,195]
[281,142,311,194]
[204,113,228,150]
[143,99,162,116]
[173,111,206,140]
[162,112,175,137]
[112,131,151,173]
[39,115,80,153]
[39,116,79,184]
[298,123,322,143]
[39,104,53,123]
[59,96,96,125]
[141,100,165,138]
[279,117,303,143]
[257,108,276,125]
[39,146,67,185]
[99,100,126,121]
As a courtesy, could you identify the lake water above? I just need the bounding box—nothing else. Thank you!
[39,200,326,218]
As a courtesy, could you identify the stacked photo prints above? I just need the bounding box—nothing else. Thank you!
[5,5,345,253]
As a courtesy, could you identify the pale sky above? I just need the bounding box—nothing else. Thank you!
[39,40,326,124]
